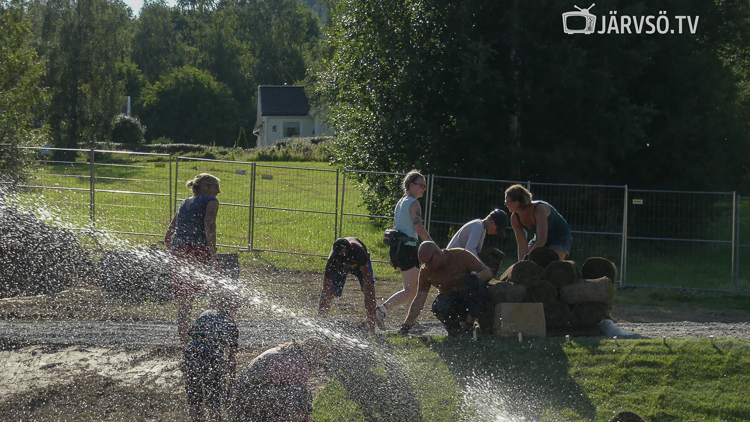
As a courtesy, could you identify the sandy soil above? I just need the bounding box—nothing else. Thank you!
[1,265,749,421]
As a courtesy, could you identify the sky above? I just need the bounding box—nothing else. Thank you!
[123,0,174,16]
[123,0,144,15]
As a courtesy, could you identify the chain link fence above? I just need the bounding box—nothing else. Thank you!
[1,145,747,294]
[623,189,736,292]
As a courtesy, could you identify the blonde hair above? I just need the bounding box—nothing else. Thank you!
[186,173,220,195]
[402,170,424,195]
[505,184,533,209]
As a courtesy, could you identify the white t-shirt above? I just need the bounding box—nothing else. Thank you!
[446,219,486,258]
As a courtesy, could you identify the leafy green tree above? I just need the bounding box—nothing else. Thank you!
[313,0,750,216]
[0,3,48,147]
[512,0,750,191]
[168,0,321,142]
[31,0,130,150]
[313,0,511,214]
[139,65,240,145]
[131,0,185,83]
[118,58,148,100]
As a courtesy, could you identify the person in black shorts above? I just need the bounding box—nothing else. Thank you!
[318,237,378,332]
[390,241,420,272]
[376,170,433,329]
[183,293,239,422]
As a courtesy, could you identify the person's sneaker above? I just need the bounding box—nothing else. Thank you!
[375,305,387,330]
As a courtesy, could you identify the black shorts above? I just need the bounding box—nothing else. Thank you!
[184,346,226,407]
[389,243,419,271]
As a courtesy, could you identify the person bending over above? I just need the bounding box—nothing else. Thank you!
[228,337,331,422]
[318,237,378,332]
[183,293,239,422]
[446,208,509,276]
[399,241,492,336]
[504,184,572,261]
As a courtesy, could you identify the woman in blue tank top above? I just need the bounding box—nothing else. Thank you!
[375,170,433,330]
[165,173,221,345]
[504,184,572,261]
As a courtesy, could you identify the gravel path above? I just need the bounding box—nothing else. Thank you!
[616,321,750,340]
[2,319,749,347]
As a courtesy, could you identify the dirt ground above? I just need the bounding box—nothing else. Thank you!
[1,264,749,421]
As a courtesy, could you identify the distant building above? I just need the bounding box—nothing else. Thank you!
[252,85,331,148]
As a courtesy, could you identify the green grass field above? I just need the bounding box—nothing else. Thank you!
[13,155,750,293]
[313,335,750,422]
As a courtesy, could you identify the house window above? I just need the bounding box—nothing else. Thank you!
[283,121,301,138]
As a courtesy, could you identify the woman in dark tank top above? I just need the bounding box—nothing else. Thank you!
[504,184,572,261]
[165,173,222,345]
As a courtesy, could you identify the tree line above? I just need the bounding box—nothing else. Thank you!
[310,0,750,215]
[2,0,750,210]
[1,0,319,150]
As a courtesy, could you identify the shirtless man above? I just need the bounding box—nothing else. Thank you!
[399,241,493,336]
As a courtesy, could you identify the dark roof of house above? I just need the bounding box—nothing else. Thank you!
[259,85,310,117]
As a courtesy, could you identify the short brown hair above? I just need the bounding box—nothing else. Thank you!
[505,184,532,209]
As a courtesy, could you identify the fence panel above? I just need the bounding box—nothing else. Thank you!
[0,144,18,204]
[251,164,339,257]
[90,150,172,246]
[175,157,255,250]
[735,196,750,295]
[625,189,735,291]
[14,147,93,231]
[3,144,749,294]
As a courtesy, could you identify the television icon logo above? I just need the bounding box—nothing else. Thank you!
[563,3,597,34]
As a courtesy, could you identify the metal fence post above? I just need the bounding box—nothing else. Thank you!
[11,144,19,207]
[339,169,347,239]
[169,155,174,217]
[334,169,340,241]
[731,191,740,294]
[249,162,256,251]
[425,173,434,233]
[621,185,629,286]
[174,156,180,215]
[90,148,95,229]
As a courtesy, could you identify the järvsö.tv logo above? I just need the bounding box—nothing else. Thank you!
[562,3,597,34]
[562,3,700,35]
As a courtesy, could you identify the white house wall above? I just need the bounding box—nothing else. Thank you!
[314,117,332,137]
[259,116,316,148]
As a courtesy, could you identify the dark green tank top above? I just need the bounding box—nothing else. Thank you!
[514,200,571,245]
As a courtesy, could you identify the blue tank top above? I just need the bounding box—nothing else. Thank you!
[187,309,239,361]
[394,196,418,246]
[515,200,571,245]
[171,194,217,249]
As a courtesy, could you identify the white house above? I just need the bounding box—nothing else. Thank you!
[252,85,331,148]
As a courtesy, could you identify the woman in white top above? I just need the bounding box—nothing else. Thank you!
[375,170,432,329]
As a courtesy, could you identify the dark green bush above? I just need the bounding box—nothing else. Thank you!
[111,114,146,144]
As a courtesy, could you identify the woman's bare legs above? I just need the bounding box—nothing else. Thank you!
[382,266,420,311]
[178,294,194,346]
